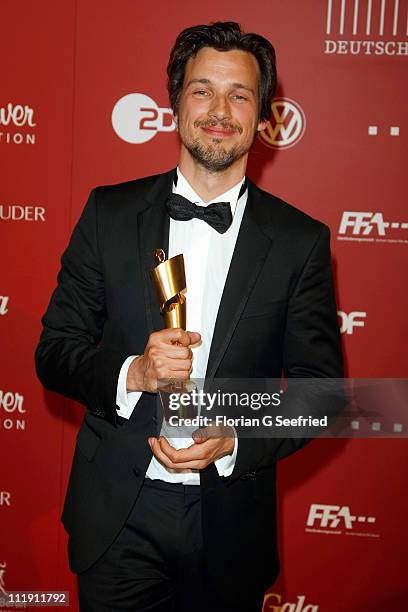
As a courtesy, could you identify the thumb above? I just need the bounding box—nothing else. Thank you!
[192,427,209,444]
[187,331,201,346]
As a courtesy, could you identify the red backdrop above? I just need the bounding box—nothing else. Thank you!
[1,1,407,610]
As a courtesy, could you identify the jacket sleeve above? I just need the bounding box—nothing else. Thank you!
[35,189,128,426]
[230,224,344,480]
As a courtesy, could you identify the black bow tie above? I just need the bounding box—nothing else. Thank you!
[166,193,233,234]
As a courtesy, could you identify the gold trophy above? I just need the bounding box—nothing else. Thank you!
[151,250,196,408]
[150,249,186,329]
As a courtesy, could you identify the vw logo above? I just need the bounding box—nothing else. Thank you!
[259,97,306,149]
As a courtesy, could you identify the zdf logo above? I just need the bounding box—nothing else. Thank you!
[112,93,176,144]
[259,97,306,149]
[338,311,366,335]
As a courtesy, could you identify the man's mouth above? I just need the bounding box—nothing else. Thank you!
[201,126,237,137]
[195,120,241,138]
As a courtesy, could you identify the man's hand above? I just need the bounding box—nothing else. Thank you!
[126,328,201,393]
[148,425,235,470]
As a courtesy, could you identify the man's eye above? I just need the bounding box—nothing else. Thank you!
[194,90,209,96]
[233,95,247,101]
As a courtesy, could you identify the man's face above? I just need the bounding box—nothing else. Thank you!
[175,47,267,173]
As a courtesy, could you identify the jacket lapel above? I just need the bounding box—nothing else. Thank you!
[205,180,275,380]
[137,169,174,334]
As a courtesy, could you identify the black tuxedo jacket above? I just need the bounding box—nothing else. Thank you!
[35,168,343,604]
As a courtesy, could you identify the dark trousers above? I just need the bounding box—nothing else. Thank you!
[77,478,265,612]
[77,478,205,611]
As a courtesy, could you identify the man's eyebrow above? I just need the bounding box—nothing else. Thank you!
[185,78,212,87]
[231,82,255,94]
[186,78,255,94]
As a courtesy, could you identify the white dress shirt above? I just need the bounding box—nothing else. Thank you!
[116,168,248,483]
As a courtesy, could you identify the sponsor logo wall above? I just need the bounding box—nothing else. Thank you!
[0,296,9,315]
[259,98,306,149]
[324,0,408,55]
[0,1,406,610]
[262,593,319,612]
[306,503,379,537]
[263,593,319,612]
[0,103,36,145]
[0,491,12,507]
[0,562,7,597]
[338,211,408,243]
[338,310,367,334]
[0,205,46,222]
[112,93,175,144]
[0,390,26,431]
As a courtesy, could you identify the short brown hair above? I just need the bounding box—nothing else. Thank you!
[167,21,277,123]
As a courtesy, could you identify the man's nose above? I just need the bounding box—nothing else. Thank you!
[208,94,231,121]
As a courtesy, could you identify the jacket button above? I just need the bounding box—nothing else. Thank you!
[152,416,158,424]
[133,468,140,477]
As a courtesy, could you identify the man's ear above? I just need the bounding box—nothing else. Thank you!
[173,113,178,130]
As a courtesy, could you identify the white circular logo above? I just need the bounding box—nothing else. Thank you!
[259,97,306,149]
[112,93,176,144]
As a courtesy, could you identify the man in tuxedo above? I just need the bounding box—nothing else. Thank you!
[36,21,342,612]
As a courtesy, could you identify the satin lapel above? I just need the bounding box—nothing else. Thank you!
[137,170,174,334]
[205,181,274,380]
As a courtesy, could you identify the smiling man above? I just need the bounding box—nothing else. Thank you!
[36,22,342,612]
[175,46,265,176]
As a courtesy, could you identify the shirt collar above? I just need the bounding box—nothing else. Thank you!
[173,167,246,217]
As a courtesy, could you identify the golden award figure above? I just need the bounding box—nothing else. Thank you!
[150,249,196,419]
[150,249,186,329]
